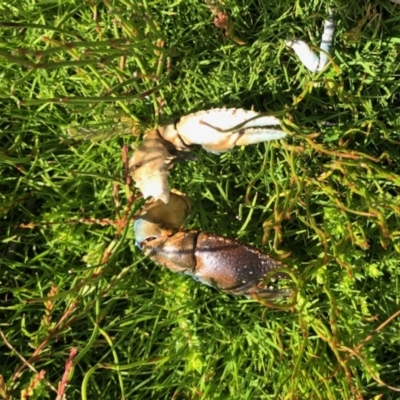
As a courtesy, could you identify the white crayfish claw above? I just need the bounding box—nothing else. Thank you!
[160,108,285,153]
[129,108,286,203]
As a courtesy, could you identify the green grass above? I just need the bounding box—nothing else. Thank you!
[1,0,400,399]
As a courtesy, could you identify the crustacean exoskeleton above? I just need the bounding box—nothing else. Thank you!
[134,192,290,300]
[130,109,291,299]
[129,108,285,204]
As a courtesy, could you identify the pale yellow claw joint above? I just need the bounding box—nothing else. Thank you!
[134,192,191,246]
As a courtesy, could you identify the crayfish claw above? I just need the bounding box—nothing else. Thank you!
[129,108,286,202]
[134,191,292,302]
[129,105,292,302]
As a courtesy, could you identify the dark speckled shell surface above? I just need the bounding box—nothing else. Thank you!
[193,233,281,292]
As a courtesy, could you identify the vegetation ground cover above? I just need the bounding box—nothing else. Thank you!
[1,0,400,399]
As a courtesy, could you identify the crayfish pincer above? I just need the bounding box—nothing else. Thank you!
[130,108,291,300]
[134,193,290,300]
[129,108,285,203]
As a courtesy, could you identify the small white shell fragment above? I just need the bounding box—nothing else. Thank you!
[286,9,335,73]
[285,39,320,73]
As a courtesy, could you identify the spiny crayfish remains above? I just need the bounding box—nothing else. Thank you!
[130,10,336,300]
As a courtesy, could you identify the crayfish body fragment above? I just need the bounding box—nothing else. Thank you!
[130,109,291,300]
[129,108,286,204]
[134,193,290,300]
